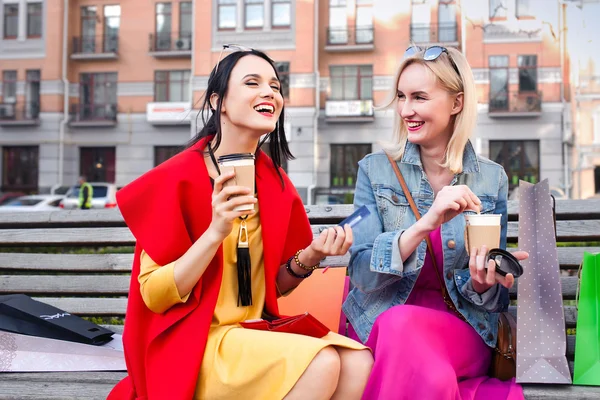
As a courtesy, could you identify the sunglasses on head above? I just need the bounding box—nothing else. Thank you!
[404,45,460,75]
[214,43,254,76]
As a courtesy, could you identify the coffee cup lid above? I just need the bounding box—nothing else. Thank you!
[487,248,524,278]
[217,153,255,163]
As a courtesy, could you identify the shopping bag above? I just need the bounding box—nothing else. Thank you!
[516,179,572,384]
[573,252,600,386]
[0,294,114,345]
[0,331,125,372]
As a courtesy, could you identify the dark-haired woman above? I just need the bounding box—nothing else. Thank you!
[108,49,372,400]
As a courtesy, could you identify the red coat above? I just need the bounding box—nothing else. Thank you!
[108,137,313,400]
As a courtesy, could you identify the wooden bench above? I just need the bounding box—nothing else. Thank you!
[0,199,599,399]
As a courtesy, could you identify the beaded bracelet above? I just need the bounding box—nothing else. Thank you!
[285,255,313,279]
[293,249,320,271]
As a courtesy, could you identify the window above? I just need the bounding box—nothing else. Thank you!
[330,144,371,188]
[3,4,19,39]
[489,0,507,19]
[438,1,457,42]
[154,146,181,166]
[2,146,39,192]
[272,0,291,28]
[154,70,191,102]
[25,70,40,119]
[245,0,264,29]
[80,147,116,183]
[489,140,539,189]
[411,0,431,43]
[329,66,373,101]
[328,0,347,44]
[2,71,17,104]
[179,2,192,37]
[103,5,120,53]
[355,0,373,44]
[518,55,537,92]
[79,72,118,121]
[80,6,97,53]
[489,56,509,111]
[516,0,533,18]
[218,0,237,29]
[275,62,290,100]
[156,3,172,50]
[27,2,43,38]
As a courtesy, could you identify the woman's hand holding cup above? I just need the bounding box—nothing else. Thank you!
[207,171,257,242]
[420,185,482,232]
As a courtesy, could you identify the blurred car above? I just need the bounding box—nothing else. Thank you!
[0,195,65,212]
[0,192,25,206]
[59,183,118,210]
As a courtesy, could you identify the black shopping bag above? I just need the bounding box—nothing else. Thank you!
[0,294,114,345]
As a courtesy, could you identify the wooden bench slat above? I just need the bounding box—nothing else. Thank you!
[33,297,127,316]
[522,384,600,399]
[0,228,135,246]
[0,253,133,271]
[509,276,578,299]
[1,199,600,228]
[1,276,129,295]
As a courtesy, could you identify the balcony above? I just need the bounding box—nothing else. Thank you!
[71,35,119,60]
[410,23,458,46]
[325,99,374,122]
[579,76,600,95]
[69,104,117,127]
[483,20,542,43]
[488,91,542,117]
[0,102,40,126]
[148,32,192,58]
[325,26,374,52]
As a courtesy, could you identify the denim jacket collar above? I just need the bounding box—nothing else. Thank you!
[400,140,480,174]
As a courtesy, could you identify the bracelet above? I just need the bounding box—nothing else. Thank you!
[293,249,320,271]
[285,255,313,279]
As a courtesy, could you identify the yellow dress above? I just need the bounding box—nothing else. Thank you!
[138,206,366,400]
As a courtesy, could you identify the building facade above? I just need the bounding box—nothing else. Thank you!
[0,0,573,203]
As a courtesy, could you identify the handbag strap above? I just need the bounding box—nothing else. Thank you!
[385,153,450,301]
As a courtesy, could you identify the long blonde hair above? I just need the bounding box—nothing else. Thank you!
[379,47,477,174]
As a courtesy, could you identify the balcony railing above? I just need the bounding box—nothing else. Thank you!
[326,26,374,49]
[325,99,374,121]
[0,102,40,126]
[70,103,117,127]
[579,76,600,95]
[149,32,192,57]
[489,91,542,116]
[71,35,119,60]
[410,23,458,44]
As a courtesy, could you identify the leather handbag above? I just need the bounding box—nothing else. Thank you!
[239,312,330,338]
[385,153,516,381]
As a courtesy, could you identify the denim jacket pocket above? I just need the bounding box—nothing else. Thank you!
[374,185,409,232]
[478,195,497,214]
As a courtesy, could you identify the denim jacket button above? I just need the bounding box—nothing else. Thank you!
[478,322,486,330]
[446,271,453,280]
[392,195,399,203]
[487,333,494,341]
[447,240,456,249]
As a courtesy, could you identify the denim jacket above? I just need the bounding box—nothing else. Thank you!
[342,141,509,347]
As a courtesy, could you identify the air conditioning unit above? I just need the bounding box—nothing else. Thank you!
[0,104,16,119]
[175,37,191,51]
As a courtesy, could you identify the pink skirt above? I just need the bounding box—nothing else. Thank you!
[350,227,523,400]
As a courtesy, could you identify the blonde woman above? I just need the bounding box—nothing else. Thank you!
[342,46,528,399]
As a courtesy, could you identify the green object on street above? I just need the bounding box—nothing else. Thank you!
[79,182,94,209]
[573,252,600,386]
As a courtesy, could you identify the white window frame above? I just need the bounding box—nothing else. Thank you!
[216,0,292,32]
[1,0,43,41]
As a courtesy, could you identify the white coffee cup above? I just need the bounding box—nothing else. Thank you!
[464,214,502,254]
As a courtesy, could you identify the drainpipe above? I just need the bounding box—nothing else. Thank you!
[189,0,196,138]
[58,0,69,187]
[460,0,467,57]
[559,0,571,198]
[306,0,319,205]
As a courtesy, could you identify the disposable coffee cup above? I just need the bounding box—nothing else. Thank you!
[464,214,501,255]
[217,153,255,212]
